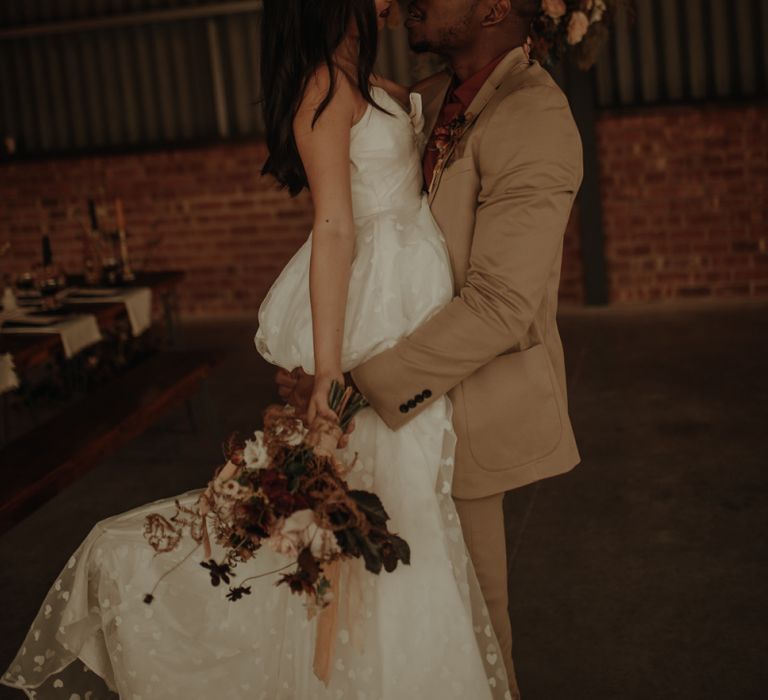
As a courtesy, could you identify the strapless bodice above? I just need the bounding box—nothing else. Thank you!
[349,85,426,220]
[254,84,453,374]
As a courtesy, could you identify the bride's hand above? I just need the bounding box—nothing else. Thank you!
[307,372,345,426]
[277,368,356,448]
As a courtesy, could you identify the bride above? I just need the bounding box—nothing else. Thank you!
[1,0,512,698]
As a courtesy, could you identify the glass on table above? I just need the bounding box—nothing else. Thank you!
[35,265,67,310]
[101,256,120,286]
[15,270,38,292]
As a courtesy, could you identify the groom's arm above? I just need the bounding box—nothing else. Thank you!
[350,85,583,430]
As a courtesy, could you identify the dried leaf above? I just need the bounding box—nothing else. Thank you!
[348,490,389,527]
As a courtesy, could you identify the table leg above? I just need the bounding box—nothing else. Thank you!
[183,398,197,433]
[161,289,184,349]
[1,392,8,445]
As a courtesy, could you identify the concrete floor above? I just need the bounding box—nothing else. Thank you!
[1,299,766,699]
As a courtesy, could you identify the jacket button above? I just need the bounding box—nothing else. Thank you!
[407,399,417,409]
[415,394,424,403]
[422,389,432,399]
[399,404,409,413]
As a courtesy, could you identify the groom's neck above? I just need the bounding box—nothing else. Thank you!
[445,22,527,82]
[444,11,531,82]
[447,40,521,82]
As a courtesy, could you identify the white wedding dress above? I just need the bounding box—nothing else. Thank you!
[1,85,512,700]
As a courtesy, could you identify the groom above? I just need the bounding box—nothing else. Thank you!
[277,0,582,695]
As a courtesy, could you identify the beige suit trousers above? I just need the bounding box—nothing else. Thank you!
[454,492,521,699]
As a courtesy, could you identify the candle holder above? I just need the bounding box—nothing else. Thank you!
[81,226,104,286]
[117,229,135,282]
[101,255,121,286]
[114,199,135,283]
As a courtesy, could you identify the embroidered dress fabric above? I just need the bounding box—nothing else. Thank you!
[1,86,512,700]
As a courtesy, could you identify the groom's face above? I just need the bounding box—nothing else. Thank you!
[405,0,485,54]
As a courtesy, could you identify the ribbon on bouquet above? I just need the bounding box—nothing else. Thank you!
[312,559,341,684]
[312,557,366,685]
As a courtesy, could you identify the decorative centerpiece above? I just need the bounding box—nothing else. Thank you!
[529,0,633,69]
[83,198,137,286]
[114,199,135,282]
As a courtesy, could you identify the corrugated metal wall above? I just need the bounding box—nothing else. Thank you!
[1,0,766,157]
[0,0,432,156]
[1,1,263,154]
[595,0,768,106]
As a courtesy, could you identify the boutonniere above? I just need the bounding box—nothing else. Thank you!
[428,111,475,194]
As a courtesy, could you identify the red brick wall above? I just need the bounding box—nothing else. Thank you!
[0,142,313,317]
[1,101,765,317]
[597,103,768,302]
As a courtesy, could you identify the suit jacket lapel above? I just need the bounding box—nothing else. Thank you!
[428,47,530,205]
[464,47,529,123]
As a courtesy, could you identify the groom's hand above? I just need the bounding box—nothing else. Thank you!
[275,368,356,448]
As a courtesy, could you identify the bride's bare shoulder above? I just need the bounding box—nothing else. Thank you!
[301,65,355,107]
[295,64,363,128]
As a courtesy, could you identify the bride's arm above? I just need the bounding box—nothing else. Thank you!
[293,67,360,424]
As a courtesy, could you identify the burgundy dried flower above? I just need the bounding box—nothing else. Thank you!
[277,571,316,597]
[200,559,234,586]
[236,495,274,539]
[226,585,252,601]
[260,469,311,516]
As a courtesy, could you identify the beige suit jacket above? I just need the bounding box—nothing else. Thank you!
[351,48,583,499]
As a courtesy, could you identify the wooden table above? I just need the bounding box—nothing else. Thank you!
[0,270,185,373]
[0,349,224,533]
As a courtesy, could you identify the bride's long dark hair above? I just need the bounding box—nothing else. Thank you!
[260,0,387,196]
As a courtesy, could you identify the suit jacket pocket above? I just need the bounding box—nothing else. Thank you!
[461,343,563,471]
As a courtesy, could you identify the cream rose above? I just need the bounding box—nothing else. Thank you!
[306,523,342,559]
[542,0,566,19]
[264,509,316,557]
[276,422,307,447]
[567,11,590,45]
[590,0,606,23]
[244,431,270,471]
[263,509,340,561]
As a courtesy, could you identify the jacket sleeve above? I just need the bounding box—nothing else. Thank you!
[350,85,583,430]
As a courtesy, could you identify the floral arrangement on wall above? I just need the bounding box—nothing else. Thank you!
[529,0,634,70]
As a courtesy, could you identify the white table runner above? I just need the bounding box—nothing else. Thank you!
[64,286,153,337]
[0,352,19,395]
[0,310,103,359]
